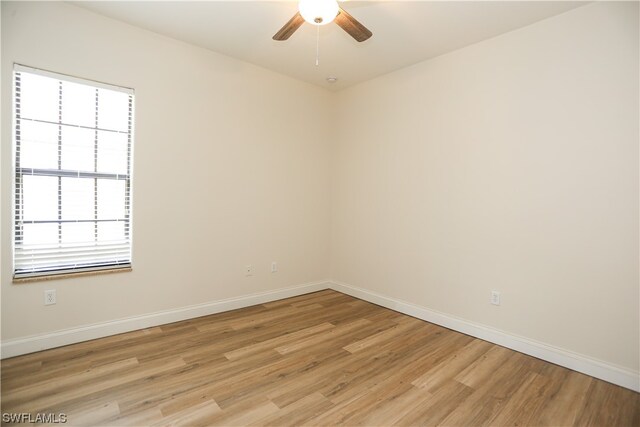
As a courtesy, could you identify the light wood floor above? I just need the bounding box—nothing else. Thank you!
[1,290,638,426]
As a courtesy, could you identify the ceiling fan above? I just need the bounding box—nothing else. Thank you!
[273,0,372,43]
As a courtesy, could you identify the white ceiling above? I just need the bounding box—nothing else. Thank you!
[73,1,588,91]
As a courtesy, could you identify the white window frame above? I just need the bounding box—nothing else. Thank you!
[12,64,135,280]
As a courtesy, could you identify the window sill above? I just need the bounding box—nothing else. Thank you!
[13,267,132,284]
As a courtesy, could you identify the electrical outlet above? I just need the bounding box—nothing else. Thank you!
[271,262,278,273]
[245,265,253,276]
[490,290,501,306]
[44,289,56,305]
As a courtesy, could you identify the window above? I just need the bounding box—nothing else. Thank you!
[13,65,134,280]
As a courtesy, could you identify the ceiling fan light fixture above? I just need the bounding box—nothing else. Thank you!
[298,0,339,26]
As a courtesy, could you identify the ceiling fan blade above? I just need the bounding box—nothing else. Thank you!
[335,7,372,42]
[273,12,305,41]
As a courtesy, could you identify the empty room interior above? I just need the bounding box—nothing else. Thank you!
[0,1,639,426]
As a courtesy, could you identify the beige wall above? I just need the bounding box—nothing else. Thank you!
[1,1,332,340]
[331,1,639,372]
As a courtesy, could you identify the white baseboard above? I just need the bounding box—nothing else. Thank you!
[0,280,329,359]
[328,281,640,393]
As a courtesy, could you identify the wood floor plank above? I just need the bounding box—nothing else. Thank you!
[229,303,324,331]
[212,354,321,408]
[412,338,493,391]
[395,379,474,426]
[249,392,334,427]
[534,369,593,426]
[319,326,467,405]
[354,385,434,426]
[275,318,372,355]
[212,400,280,426]
[8,357,186,413]
[1,290,637,427]
[437,351,535,426]
[98,406,165,426]
[65,401,121,427]
[573,378,640,427]
[454,344,513,388]
[342,316,419,353]
[195,396,278,427]
[152,399,221,427]
[224,322,335,360]
[3,357,139,406]
[487,372,553,426]
[112,358,232,414]
[318,380,417,426]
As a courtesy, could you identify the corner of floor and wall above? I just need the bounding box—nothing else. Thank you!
[1,1,638,393]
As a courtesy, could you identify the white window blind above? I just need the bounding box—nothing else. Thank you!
[13,65,134,279]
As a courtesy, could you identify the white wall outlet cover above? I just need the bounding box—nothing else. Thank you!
[44,290,56,305]
[490,291,501,306]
